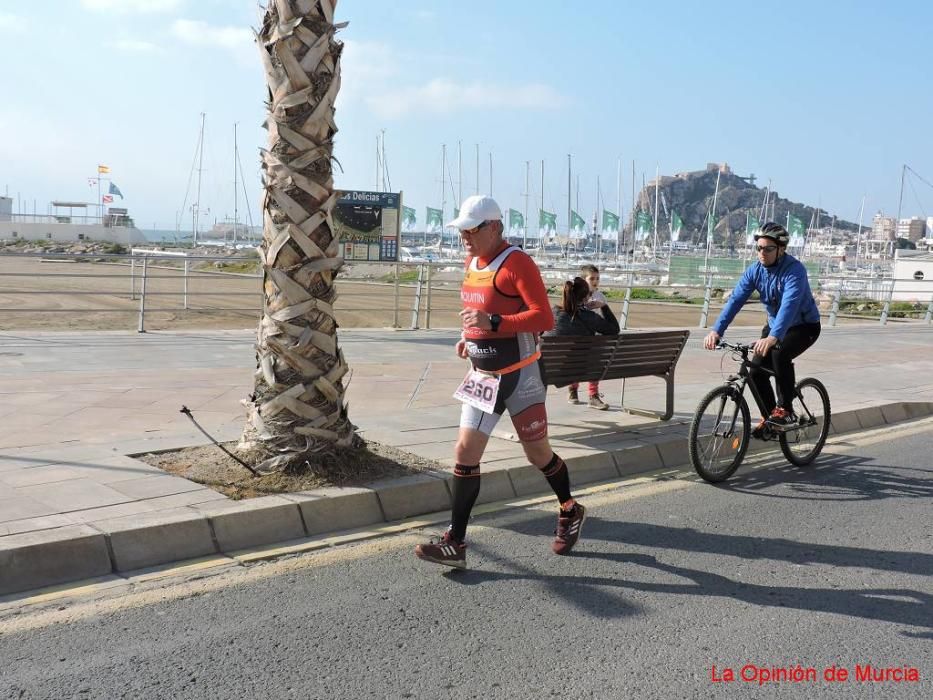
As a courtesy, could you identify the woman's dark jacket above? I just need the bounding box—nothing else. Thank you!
[546,304,620,337]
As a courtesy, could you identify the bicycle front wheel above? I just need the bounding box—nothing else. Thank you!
[689,385,751,483]
[780,377,831,466]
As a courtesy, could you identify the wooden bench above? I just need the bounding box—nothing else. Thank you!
[538,330,691,421]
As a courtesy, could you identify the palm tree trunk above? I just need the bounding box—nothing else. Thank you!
[239,0,357,474]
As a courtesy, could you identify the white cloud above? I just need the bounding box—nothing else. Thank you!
[108,38,160,52]
[81,0,183,12]
[340,40,398,85]
[171,19,252,50]
[0,108,80,171]
[365,78,566,119]
[0,13,26,33]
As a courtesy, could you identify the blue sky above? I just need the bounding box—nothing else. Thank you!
[2,0,931,232]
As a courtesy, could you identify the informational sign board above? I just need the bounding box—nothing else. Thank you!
[333,190,401,262]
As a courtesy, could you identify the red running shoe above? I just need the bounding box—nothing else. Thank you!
[415,530,466,569]
[552,503,586,555]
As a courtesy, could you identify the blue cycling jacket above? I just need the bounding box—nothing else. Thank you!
[712,253,820,340]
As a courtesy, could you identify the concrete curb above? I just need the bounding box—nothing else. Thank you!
[2,401,930,597]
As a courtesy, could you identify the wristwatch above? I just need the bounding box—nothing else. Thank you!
[488,313,502,332]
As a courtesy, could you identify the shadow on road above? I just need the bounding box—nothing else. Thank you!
[441,543,646,621]
[722,451,933,502]
[584,512,932,577]
[483,491,931,632]
[572,550,932,633]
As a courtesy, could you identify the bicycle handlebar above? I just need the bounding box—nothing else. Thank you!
[716,339,754,354]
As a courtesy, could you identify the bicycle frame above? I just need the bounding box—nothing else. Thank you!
[716,340,819,437]
[715,341,773,437]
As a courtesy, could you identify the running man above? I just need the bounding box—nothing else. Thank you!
[415,195,585,569]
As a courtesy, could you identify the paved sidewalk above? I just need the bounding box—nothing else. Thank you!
[1,323,931,595]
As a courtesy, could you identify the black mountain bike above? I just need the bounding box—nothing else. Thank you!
[688,340,831,483]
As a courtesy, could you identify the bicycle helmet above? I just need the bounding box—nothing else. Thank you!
[754,222,790,246]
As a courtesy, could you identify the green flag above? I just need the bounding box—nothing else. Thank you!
[787,213,806,247]
[787,213,805,237]
[671,211,683,241]
[635,210,652,240]
[539,209,557,235]
[402,206,416,230]
[601,210,619,239]
[425,207,443,231]
[745,213,759,244]
[570,209,587,237]
[706,211,717,244]
[508,208,524,231]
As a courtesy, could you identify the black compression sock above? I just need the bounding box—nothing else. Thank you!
[538,453,572,504]
[450,464,481,542]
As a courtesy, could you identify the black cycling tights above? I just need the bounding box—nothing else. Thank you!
[749,322,821,416]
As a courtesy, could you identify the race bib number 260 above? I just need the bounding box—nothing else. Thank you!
[453,369,500,414]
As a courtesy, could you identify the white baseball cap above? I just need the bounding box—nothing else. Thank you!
[446,195,502,230]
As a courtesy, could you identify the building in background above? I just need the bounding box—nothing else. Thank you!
[897,217,927,242]
[871,212,897,240]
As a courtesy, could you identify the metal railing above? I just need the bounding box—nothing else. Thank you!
[0,252,930,332]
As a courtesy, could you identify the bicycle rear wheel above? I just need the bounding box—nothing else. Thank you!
[689,385,750,483]
[780,377,831,466]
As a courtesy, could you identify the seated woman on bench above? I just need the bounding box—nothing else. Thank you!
[547,276,620,410]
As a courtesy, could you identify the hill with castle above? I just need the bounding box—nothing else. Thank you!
[628,163,860,245]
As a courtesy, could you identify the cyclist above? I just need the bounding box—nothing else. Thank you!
[703,222,821,436]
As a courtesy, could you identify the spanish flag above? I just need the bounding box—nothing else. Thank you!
[98,164,110,174]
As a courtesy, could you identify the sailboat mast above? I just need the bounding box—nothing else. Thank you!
[854,195,866,273]
[894,164,906,257]
[895,163,906,224]
[631,160,635,265]
[703,167,722,278]
[541,160,545,246]
[193,112,205,247]
[475,144,479,196]
[439,144,446,250]
[523,161,530,250]
[759,179,771,223]
[653,164,660,257]
[458,141,462,205]
[596,175,601,261]
[233,122,238,245]
[489,152,493,197]
[567,154,572,239]
[616,158,622,260]
[380,129,388,190]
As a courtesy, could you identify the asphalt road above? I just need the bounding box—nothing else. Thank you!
[1,419,931,699]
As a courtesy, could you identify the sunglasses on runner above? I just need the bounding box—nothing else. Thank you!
[461,221,488,235]
[756,245,777,253]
